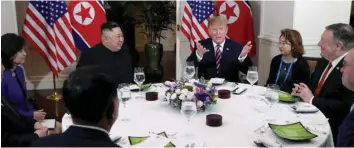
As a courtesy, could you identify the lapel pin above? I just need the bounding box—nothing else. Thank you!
[336,67,340,70]
[226,48,229,51]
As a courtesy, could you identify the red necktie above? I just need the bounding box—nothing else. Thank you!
[314,63,333,96]
[215,44,221,74]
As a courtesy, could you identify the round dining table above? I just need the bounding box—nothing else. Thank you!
[61,82,334,147]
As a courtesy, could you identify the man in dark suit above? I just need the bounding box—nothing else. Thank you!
[31,66,120,147]
[76,21,133,84]
[337,49,354,146]
[292,23,354,145]
[187,16,253,82]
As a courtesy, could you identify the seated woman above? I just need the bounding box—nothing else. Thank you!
[1,33,46,120]
[1,33,62,134]
[266,29,310,93]
[2,63,49,146]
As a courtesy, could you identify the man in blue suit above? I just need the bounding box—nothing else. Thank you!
[187,16,253,82]
[338,48,354,146]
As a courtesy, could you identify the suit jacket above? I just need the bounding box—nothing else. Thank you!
[309,58,354,143]
[30,126,119,147]
[187,38,252,82]
[76,43,133,84]
[1,66,34,119]
[337,110,354,147]
[266,54,310,93]
[1,96,38,147]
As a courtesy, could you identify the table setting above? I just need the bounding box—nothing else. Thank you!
[61,66,334,147]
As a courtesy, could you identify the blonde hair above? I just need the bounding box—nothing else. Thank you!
[208,16,228,28]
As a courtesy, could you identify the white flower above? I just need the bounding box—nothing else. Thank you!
[197,101,204,108]
[179,94,186,100]
[175,89,181,95]
[187,92,194,100]
[165,92,171,97]
[171,93,177,99]
[164,81,171,86]
[181,89,189,95]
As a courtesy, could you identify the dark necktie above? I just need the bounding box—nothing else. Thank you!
[215,44,221,74]
[314,63,332,96]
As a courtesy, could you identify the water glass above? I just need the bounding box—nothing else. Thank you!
[180,98,197,139]
[134,67,145,99]
[265,84,280,108]
[184,62,195,80]
[247,66,259,98]
[117,83,131,121]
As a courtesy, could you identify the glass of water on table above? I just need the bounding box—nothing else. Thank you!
[134,67,145,99]
[117,83,131,122]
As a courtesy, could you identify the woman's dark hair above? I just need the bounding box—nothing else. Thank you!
[280,29,305,58]
[1,33,25,69]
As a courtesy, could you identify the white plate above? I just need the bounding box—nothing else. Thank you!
[209,78,225,84]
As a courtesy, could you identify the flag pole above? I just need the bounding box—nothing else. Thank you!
[47,73,61,118]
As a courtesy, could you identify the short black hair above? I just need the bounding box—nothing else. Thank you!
[62,66,117,124]
[101,21,121,32]
[1,33,25,69]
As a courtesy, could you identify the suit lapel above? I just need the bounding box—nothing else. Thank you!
[205,39,216,62]
[320,58,344,95]
[311,58,329,91]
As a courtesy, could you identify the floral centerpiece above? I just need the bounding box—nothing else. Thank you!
[164,81,217,111]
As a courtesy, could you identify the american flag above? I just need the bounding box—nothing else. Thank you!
[181,0,216,51]
[23,0,76,77]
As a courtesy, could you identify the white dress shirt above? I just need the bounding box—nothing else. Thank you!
[71,124,109,135]
[195,40,247,62]
[310,52,348,104]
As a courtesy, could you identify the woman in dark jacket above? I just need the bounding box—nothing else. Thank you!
[266,29,310,93]
[1,33,46,120]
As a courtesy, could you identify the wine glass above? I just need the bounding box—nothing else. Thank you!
[117,83,131,121]
[134,67,145,99]
[247,66,259,99]
[184,62,195,80]
[265,84,280,108]
[180,97,197,139]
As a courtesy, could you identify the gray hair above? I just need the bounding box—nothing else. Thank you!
[326,23,354,51]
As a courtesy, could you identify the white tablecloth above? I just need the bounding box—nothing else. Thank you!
[61,83,334,147]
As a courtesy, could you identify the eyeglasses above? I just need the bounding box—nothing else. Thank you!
[277,42,291,46]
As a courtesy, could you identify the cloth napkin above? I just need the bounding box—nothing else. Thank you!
[209,78,225,84]
[293,103,319,113]
[255,137,282,147]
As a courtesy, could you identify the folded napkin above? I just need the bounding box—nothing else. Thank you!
[293,103,319,113]
[209,78,225,84]
[255,138,282,147]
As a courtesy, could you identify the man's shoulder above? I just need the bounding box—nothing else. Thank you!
[225,38,243,48]
[30,134,63,146]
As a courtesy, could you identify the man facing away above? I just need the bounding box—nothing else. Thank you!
[31,66,120,147]
[186,16,253,83]
[291,23,354,144]
[77,21,133,84]
[337,48,354,147]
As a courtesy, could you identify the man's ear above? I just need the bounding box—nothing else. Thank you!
[336,41,344,51]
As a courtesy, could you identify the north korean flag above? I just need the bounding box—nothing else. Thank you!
[68,0,106,51]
